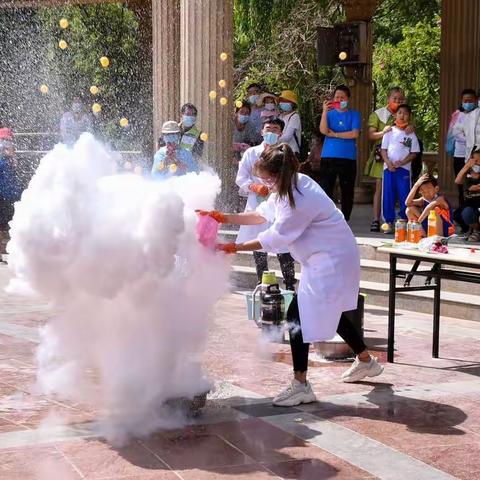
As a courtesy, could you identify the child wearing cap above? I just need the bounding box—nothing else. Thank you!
[405,174,455,237]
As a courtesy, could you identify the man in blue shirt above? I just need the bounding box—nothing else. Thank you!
[319,85,361,221]
[151,121,199,178]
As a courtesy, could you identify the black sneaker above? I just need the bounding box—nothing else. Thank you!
[370,220,380,232]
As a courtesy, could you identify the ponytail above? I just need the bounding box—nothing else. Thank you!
[254,143,300,208]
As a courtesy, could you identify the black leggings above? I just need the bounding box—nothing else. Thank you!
[453,157,465,206]
[288,295,367,372]
[253,251,297,288]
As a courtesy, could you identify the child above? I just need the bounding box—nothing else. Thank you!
[405,174,455,237]
[380,104,420,233]
[454,147,480,242]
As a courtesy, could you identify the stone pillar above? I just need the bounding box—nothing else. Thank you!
[343,0,378,203]
[180,0,235,210]
[152,0,180,147]
[439,0,480,200]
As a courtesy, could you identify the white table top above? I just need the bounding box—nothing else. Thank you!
[377,245,480,268]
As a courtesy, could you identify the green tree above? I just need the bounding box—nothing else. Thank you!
[373,17,441,150]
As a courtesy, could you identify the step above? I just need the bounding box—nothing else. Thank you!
[231,251,480,296]
[230,265,480,322]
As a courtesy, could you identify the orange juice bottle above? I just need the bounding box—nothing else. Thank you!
[427,210,437,237]
[395,219,406,243]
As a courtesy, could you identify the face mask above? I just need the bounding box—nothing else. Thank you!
[472,165,480,173]
[248,95,258,105]
[279,102,293,112]
[72,103,82,113]
[388,100,400,113]
[238,114,250,124]
[340,100,349,109]
[263,132,279,145]
[264,103,276,111]
[182,115,196,127]
[395,119,409,130]
[462,102,476,112]
[164,134,180,144]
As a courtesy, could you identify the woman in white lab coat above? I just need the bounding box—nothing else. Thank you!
[200,143,383,406]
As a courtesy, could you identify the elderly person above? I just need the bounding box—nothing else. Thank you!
[151,121,198,178]
[448,88,479,205]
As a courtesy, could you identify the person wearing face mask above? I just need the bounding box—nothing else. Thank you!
[199,143,383,406]
[453,90,480,166]
[454,147,480,242]
[364,87,412,232]
[257,92,279,125]
[177,103,204,161]
[447,89,479,206]
[233,103,263,161]
[235,118,296,290]
[380,104,420,233]
[246,83,263,134]
[319,85,361,221]
[59,96,93,146]
[151,121,198,178]
[278,90,302,156]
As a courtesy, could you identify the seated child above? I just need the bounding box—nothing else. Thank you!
[405,174,455,237]
[454,147,480,242]
[380,104,420,233]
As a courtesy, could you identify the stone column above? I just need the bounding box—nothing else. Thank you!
[439,0,480,200]
[152,0,181,147]
[180,0,235,210]
[342,0,378,203]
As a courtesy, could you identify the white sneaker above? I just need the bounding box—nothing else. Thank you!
[341,356,384,383]
[272,379,317,407]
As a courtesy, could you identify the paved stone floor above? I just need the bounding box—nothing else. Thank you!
[0,263,479,479]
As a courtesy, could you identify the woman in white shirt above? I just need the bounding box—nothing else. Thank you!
[199,144,383,406]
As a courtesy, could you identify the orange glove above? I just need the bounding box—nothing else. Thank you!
[195,210,226,223]
[216,243,237,254]
[249,183,269,197]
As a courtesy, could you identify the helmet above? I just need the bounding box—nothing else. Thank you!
[279,90,298,105]
[161,120,180,134]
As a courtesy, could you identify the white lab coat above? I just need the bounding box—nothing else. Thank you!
[235,144,288,253]
[257,174,360,342]
[452,107,480,161]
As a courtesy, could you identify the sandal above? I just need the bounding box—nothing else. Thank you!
[370,220,380,232]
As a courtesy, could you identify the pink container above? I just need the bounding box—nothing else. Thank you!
[196,214,219,249]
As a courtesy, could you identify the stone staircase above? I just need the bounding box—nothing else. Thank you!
[220,229,480,322]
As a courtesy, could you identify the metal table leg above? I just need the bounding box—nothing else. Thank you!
[387,255,397,363]
[432,263,441,358]
[404,260,421,287]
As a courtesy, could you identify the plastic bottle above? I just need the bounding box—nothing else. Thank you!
[395,219,407,243]
[427,210,437,237]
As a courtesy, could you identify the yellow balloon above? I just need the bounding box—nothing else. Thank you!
[169,164,178,174]
[220,52,228,61]
[90,85,99,95]
[218,79,226,88]
[59,18,69,29]
[200,132,208,142]
[39,84,49,94]
[119,117,129,127]
[100,56,110,68]
[219,97,228,106]
[208,90,217,100]
[58,40,68,50]
[92,103,102,114]
[339,51,348,61]
[235,100,243,109]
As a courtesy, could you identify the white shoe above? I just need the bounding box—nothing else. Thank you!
[341,356,384,383]
[272,379,317,407]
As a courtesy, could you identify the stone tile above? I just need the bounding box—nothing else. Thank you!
[143,432,252,470]
[232,402,301,418]
[57,439,169,479]
[0,445,80,479]
[180,464,278,479]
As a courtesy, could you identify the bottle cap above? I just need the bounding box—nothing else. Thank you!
[261,271,277,285]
